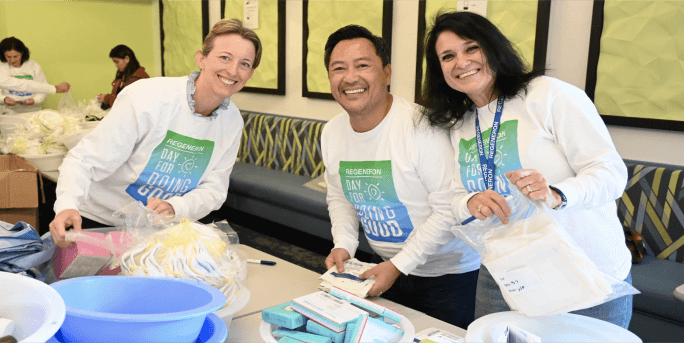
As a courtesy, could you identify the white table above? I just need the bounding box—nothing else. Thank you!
[42,170,59,182]
[229,245,467,341]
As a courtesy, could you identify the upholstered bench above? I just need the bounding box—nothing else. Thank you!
[222,111,373,254]
[618,160,684,342]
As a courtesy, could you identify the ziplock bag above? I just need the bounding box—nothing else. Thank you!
[453,182,639,317]
[113,201,245,308]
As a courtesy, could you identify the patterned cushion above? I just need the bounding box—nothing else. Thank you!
[238,111,326,178]
[617,163,684,263]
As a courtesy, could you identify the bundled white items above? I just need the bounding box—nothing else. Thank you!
[452,183,639,317]
[113,202,244,309]
[345,314,404,343]
[290,291,369,332]
[119,218,243,308]
[0,110,76,154]
[329,287,401,323]
[0,91,110,153]
[318,258,376,298]
[414,327,464,343]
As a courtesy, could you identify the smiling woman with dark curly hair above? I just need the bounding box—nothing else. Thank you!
[421,11,633,329]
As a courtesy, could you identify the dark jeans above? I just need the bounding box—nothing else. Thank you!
[371,254,479,329]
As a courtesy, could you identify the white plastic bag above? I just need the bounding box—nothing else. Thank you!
[453,182,639,317]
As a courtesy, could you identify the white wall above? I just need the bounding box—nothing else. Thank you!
[219,0,684,166]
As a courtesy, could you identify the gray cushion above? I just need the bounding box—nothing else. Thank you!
[229,162,329,219]
[631,255,684,322]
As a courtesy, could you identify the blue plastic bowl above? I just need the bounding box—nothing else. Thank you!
[47,313,228,343]
[50,276,226,343]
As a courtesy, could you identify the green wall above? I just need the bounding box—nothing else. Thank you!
[0,0,157,110]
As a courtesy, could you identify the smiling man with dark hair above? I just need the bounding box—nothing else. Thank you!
[320,25,482,328]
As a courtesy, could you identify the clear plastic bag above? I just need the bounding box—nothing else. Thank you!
[453,181,639,317]
[111,201,245,308]
[58,90,78,113]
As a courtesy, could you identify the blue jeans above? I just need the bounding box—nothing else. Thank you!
[474,265,633,329]
[371,254,479,329]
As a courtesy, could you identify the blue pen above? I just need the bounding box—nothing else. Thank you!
[247,259,277,266]
[461,216,477,225]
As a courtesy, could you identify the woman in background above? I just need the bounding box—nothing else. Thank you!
[421,11,632,328]
[0,37,49,113]
[97,45,149,110]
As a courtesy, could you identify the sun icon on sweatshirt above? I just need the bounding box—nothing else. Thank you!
[178,157,198,176]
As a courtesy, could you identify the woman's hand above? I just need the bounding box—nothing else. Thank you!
[49,209,83,248]
[467,190,512,224]
[146,197,175,215]
[96,94,105,102]
[505,169,561,208]
[22,98,35,106]
[55,82,70,93]
[4,97,16,106]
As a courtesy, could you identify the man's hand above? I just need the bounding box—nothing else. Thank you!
[324,248,351,272]
[22,98,35,106]
[4,97,16,106]
[146,198,175,215]
[359,260,401,297]
[55,82,70,93]
[49,209,83,248]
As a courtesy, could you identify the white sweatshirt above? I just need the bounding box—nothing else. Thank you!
[322,96,481,277]
[0,63,55,95]
[450,76,631,280]
[0,60,49,104]
[54,76,243,226]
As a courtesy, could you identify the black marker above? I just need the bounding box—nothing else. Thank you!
[247,259,276,266]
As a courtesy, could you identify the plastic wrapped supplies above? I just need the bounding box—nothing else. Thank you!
[110,202,244,309]
[452,181,639,317]
[0,110,77,155]
[0,92,110,154]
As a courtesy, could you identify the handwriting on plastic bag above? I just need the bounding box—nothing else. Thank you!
[494,266,542,295]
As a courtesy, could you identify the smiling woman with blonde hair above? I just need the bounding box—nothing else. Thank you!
[50,19,261,247]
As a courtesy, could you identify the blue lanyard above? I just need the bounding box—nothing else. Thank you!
[475,95,505,191]
[461,96,505,225]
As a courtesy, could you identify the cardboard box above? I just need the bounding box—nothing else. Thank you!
[0,155,41,229]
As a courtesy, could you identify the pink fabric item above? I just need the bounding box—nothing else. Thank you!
[53,231,130,279]
[53,232,109,279]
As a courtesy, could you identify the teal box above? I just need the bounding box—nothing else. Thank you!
[273,328,333,343]
[306,320,345,343]
[278,337,305,343]
[343,324,355,343]
[262,301,308,329]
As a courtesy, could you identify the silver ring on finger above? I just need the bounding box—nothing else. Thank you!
[526,185,532,193]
